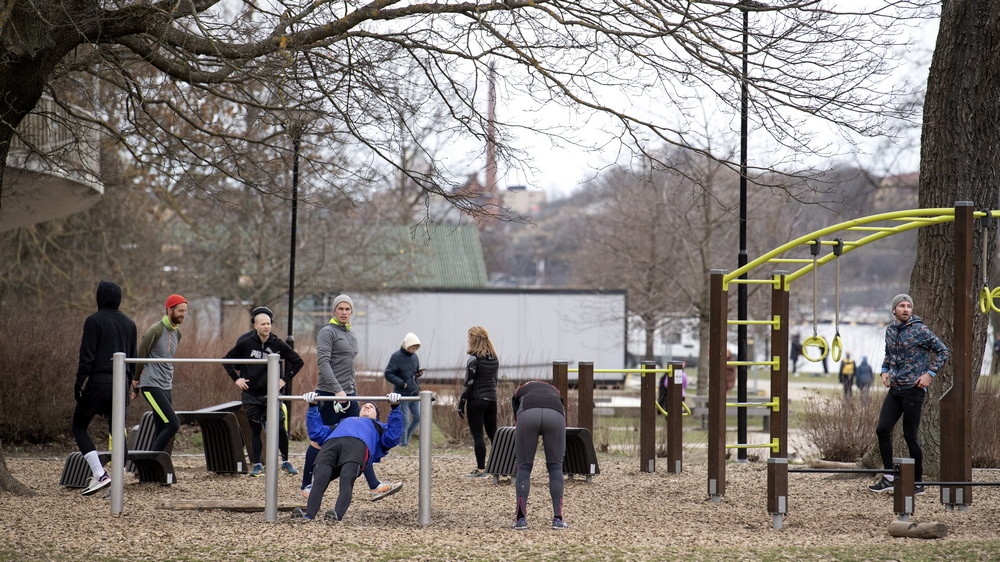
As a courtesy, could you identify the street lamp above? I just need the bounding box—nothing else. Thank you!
[286,119,302,351]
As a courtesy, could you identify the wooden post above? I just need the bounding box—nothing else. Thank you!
[578,362,594,435]
[768,273,789,526]
[640,360,657,473]
[552,361,569,405]
[894,457,915,520]
[941,201,973,509]
[708,270,728,500]
[666,361,684,473]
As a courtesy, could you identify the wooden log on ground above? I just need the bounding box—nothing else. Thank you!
[887,521,949,539]
[157,499,305,512]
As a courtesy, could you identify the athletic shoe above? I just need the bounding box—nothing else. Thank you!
[465,468,488,478]
[299,485,312,499]
[551,518,570,530]
[914,485,926,496]
[868,476,893,493]
[281,461,298,476]
[512,518,528,530]
[370,481,403,502]
[290,507,311,520]
[323,509,340,522]
[81,473,112,496]
[249,463,264,477]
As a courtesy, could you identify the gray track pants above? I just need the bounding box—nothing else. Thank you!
[514,407,566,519]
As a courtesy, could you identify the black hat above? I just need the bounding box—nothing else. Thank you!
[250,306,273,324]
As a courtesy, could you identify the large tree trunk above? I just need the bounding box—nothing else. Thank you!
[0,441,36,496]
[911,2,1000,479]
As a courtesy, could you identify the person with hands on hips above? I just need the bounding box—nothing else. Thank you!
[291,392,404,522]
[868,294,950,495]
[222,306,303,477]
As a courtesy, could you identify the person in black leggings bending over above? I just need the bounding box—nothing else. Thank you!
[457,326,499,477]
[510,380,568,530]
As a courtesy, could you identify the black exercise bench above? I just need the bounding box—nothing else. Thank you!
[485,426,601,484]
[59,411,176,488]
[177,401,252,474]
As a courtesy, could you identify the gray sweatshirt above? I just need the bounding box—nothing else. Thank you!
[316,321,358,394]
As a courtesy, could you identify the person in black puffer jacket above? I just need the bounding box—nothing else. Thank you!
[457,326,499,477]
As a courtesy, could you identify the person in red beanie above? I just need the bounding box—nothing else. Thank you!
[134,294,188,451]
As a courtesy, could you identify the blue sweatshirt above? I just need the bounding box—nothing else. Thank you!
[306,404,403,466]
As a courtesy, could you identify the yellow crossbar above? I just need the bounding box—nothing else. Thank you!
[726,438,780,453]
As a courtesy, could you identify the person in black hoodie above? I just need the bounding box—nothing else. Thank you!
[457,326,499,477]
[222,306,304,477]
[72,280,138,497]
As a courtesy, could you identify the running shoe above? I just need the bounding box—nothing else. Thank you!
[551,518,570,530]
[81,473,111,497]
[290,507,312,520]
[280,461,298,476]
[370,481,403,502]
[464,468,488,478]
[324,509,341,522]
[512,518,528,531]
[868,476,893,493]
[249,463,264,477]
[299,484,312,499]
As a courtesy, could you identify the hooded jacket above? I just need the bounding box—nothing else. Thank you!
[881,314,950,390]
[75,280,138,388]
[384,332,421,396]
[223,331,304,394]
[306,404,403,467]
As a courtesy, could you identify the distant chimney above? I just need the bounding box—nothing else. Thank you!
[486,61,497,195]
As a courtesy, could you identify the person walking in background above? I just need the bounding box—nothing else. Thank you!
[302,295,401,500]
[134,294,187,452]
[855,356,874,402]
[223,306,303,477]
[790,334,803,376]
[510,380,568,530]
[868,294,950,495]
[658,360,688,414]
[457,326,499,478]
[72,280,138,496]
[838,352,856,399]
[291,392,404,522]
[725,350,737,394]
[383,332,424,447]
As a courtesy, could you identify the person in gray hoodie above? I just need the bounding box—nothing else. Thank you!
[135,294,187,452]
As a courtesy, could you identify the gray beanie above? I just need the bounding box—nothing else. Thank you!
[333,294,354,310]
[891,294,912,313]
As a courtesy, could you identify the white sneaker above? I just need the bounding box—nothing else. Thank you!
[370,481,403,502]
[82,473,111,496]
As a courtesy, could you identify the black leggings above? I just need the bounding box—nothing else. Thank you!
[140,387,181,452]
[466,398,497,469]
[306,437,367,519]
[875,386,926,481]
[514,407,566,520]
[72,380,115,455]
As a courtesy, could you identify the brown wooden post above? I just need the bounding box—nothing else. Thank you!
[640,360,657,473]
[941,201,973,509]
[578,362,594,434]
[666,361,684,473]
[768,273,789,525]
[708,270,728,500]
[894,457,916,520]
[552,361,569,405]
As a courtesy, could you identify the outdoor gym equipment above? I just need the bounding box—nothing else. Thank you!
[801,240,828,362]
[829,238,845,362]
[708,202,984,527]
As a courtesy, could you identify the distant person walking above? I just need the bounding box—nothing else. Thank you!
[838,352,856,399]
[854,356,874,401]
[790,334,803,376]
[457,326,499,477]
[868,294,950,495]
[72,280,138,496]
[135,294,188,452]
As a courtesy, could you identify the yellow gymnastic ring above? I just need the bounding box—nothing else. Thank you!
[801,335,828,362]
[981,286,991,314]
[830,334,843,362]
[991,287,1000,313]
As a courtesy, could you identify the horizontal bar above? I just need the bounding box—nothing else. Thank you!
[125,357,267,364]
[726,360,778,367]
[767,258,814,263]
[567,368,671,374]
[918,481,1000,486]
[278,394,425,402]
[789,468,890,474]
[727,319,779,326]
[726,278,782,285]
[725,401,778,408]
[726,442,774,449]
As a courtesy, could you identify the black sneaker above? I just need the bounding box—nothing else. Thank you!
[290,507,311,520]
[868,476,893,493]
[551,518,570,530]
[324,509,340,522]
[512,517,528,531]
[914,485,926,496]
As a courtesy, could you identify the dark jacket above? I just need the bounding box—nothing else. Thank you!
[223,332,303,395]
[306,404,403,467]
[855,358,874,388]
[511,380,564,421]
[460,354,499,402]
[881,315,950,390]
[75,280,138,391]
[384,346,421,396]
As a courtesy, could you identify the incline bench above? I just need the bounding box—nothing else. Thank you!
[177,401,253,474]
[59,411,176,488]
[485,426,601,484]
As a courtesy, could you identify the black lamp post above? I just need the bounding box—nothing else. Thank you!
[286,121,302,351]
[736,1,755,461]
